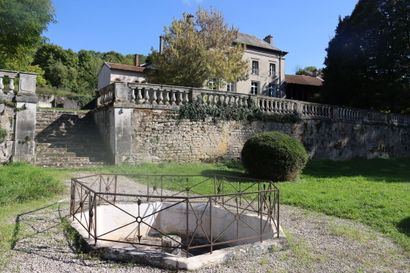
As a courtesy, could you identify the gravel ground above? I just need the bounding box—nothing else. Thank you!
[3,174,409,273]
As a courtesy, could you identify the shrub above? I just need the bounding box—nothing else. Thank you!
[241,131,308,181]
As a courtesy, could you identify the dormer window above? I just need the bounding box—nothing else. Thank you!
[251,60,259,75]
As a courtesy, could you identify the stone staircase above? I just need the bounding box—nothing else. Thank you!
[35,109,112,168]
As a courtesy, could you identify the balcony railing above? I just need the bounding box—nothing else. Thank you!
[96,82,410,127]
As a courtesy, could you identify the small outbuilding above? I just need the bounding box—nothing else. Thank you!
[285,74,323,102]
[97,60,146,90]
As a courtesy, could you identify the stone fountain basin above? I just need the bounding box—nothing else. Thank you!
[71,201,284,270]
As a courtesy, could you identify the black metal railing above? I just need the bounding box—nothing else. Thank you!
[69,174,279,257]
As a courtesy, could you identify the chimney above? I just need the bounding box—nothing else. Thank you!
[134,54,140,66]
[159,36,164,54]
[264,35,273,45]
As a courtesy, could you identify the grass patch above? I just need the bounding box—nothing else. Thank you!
[284,231,325,266]
[0,163,66,205]
[328,222,376,243]
[0,163,66,269]
[280,159,410,253]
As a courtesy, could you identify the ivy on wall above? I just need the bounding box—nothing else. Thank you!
[178,100,301,123]
[0,128,7,143]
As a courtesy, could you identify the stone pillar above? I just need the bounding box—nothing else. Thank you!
[13,73,38,163]
[113,107,133,164]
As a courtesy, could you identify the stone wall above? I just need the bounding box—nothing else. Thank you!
[0,103,15,163]
[101,107,410,164]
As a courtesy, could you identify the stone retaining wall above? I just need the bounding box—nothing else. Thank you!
[97,107,410,164]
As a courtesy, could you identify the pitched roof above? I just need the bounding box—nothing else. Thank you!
[105,62,146,73]
[234,33,287,55]
[285,75,323,87]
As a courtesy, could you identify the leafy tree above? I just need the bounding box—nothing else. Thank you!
[77,50,103,92]
[323,0,410,113]
[33,44,79,90]
[0,0,54,70]
[296,66,321,76]
[148,8,248,88]
[32,44,147,96]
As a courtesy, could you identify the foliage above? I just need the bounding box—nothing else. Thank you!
[323,0,410,113]
[32,44,146,97]
[296,66,322,76]
[178,99,301,123]
[0,0,54,71]
[0,129,7,143]
[148,8,248,88]
[241,131,308,181]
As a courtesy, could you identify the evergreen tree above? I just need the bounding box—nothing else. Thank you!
[323,0,410,113]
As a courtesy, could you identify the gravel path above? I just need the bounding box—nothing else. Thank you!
[3,174,409,273]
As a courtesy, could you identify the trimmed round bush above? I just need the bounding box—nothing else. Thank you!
[241,131,308,181]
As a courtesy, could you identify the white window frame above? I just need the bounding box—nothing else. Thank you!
[269,63,276,77]
[226,82,235,92]
[251,81,259,95]
[251,60,259,75]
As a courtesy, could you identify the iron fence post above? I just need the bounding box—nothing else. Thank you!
[113,175,117,204]
[186,198,189,258]
[277,190,280,238]
[94,192,98,245]
[209,197,213,254]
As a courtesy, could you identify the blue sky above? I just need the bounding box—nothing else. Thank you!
[45,0,358,74]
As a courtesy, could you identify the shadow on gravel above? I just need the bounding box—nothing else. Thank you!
[11,202,63,250]
[397,217,410,237]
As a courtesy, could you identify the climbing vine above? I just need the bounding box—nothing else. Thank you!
[0,128,7,143]
[178,100,301,123]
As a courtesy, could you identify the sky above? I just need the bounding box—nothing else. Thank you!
[44,0,358,74]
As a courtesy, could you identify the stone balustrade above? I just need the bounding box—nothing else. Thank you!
[96,82,410,127]
[0,69,37,97]
[0,70,18,95]
[129,83,191,107]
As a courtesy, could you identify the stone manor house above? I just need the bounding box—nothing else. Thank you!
[98,33,288,97]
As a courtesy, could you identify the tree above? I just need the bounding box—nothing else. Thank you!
[33,44,79,90]
[0,0,54,70]
[323,0,410,113]
[296,66,321,77]
[148,8,248,88]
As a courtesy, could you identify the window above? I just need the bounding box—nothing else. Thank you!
[226,82,235,92]
[267,83,275,96]
[269,63,276,76]
[207,80,217,90]
[251,81,259,95]
[251,60,259,75]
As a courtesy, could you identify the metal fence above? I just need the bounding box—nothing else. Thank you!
[69,174,279,257]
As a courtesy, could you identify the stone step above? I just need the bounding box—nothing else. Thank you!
[34,110,110,167]
[36,161,106,168]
